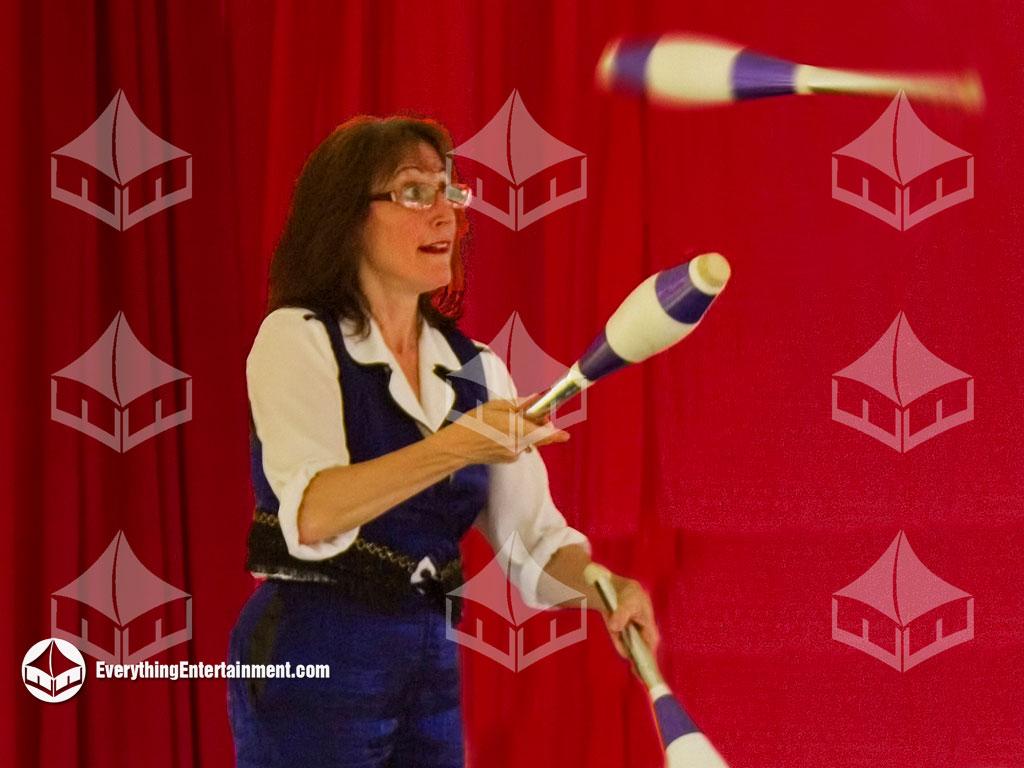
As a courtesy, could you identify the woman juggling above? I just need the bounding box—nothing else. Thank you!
[227,115,661,767]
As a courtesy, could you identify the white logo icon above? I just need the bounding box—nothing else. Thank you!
[22,638,86,703]
[447,89,586,230]
[50,311,193,452]
[832,312,973,452]
[446,533,587,671]
[447,311,588,447]
[832,530,974,672]
[51,89,192,230]
[51,530,193,664]
[832,92,973,230]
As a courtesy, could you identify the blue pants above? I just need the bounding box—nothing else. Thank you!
[227,581,465,767]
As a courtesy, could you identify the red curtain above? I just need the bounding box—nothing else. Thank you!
[3,1,1023,766]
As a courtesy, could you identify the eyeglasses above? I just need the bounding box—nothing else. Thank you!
[369,180,473,210]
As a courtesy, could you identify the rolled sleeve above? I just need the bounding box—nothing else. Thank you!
[247,308,359,560]
[472,347,591,608]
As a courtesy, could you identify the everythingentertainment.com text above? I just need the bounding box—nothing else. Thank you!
[95,661,330,681]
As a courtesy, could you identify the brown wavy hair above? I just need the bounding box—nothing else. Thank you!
[267,115,467,335]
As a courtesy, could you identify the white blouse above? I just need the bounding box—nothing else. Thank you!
[246,307,590,607]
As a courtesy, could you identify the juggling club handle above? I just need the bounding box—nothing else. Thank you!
[584,563,665,691]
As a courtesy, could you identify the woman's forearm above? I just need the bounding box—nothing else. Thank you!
[295,397,566,545]
[543,544,661,658]
[297,428,466,544]
[540,543,602,608]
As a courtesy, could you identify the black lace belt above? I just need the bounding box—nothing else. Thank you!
[249,509,464,619]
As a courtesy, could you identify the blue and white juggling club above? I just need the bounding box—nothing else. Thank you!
[596,33,983,111]
[584,564,731,768]
[526,253,729,420]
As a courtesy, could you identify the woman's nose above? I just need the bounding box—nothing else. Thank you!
[430,198,456,226]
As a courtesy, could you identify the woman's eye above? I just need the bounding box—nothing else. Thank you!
[402,184,432,204]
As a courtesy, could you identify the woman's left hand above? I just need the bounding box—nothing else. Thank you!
[600,575,661,660]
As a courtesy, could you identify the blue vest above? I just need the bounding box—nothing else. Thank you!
[246,311,490,617]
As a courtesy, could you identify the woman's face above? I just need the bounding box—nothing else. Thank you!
[361,142,457,299]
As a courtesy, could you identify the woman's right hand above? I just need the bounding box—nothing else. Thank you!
[439,397,570,464]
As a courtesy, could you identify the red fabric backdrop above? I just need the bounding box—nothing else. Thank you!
[2,1,1023,766]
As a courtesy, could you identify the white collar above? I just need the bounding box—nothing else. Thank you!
[339,315,461,432]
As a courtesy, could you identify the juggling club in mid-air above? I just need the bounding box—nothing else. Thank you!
[596,33,983,111]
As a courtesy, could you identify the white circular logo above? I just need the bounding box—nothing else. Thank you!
[21,638,86,703]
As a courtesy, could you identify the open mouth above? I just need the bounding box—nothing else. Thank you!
[418,241,451,255]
